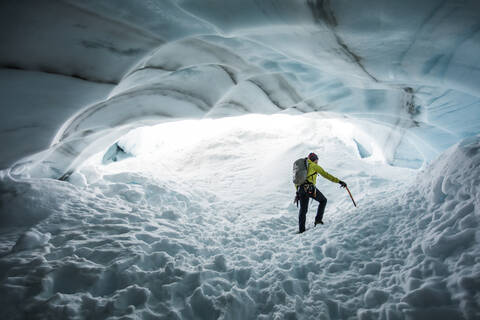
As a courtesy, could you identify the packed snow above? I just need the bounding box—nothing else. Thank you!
[1,114,478,319]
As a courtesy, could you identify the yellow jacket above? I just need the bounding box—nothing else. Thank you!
[296,159,339,188]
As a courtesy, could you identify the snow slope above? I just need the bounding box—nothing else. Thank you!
[1,115,478,319]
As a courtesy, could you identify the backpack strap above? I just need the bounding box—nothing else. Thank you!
[303,158,317,184]
[307,172,317,179]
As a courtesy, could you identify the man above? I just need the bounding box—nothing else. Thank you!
[295,152,347,233]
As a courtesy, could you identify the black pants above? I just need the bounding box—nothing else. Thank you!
[298,184,327,232]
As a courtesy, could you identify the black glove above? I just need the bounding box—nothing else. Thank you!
[339,180,347,188]
[294,192,299,207]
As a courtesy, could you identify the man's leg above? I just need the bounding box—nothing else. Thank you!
[298,188,309,233]
[314,188,327,224]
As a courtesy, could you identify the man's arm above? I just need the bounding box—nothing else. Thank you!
[311,162,340,183]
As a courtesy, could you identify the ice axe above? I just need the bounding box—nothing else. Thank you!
[345,186,357,207]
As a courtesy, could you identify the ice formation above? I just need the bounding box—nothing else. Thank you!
[1,0,480,176]
[0,0,479,319]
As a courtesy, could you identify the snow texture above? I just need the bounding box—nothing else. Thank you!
[1,116,479,319]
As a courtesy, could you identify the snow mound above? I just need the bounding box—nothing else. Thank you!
[398,135,480,319]
[12,229,51,252]
[0,176,80,228]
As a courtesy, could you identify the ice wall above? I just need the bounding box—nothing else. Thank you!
[1,0,480,177]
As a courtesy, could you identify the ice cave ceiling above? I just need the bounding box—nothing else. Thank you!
[1,0,480,178]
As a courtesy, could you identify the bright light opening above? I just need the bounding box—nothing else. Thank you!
[77,114,392,202]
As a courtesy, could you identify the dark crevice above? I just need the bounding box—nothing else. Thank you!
[307,0,378,82]
[1,65,118,85]
[335,36,378,82]
[404,87,415,114]
[307,0,337,27]
[381,86,424,165]
[125,64,238,86]
[102,143,133,165]
[80,40,146,57]
[291,100,327,113]
[58,170,73,181]
[304,100,330,112]
[290,105,310,113]
[404,87,421,128]
[216,65,238,85]
[276,77,303,104]
[80,129,95,137]
[247,79,286,110]
[216,100,250,113]
[130,65,178,74]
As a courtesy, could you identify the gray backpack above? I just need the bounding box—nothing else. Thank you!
[292,158,309,185]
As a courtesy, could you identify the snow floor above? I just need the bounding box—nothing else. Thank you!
[0,114,479,320]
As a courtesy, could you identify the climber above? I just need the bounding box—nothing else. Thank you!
[294,152,347,233]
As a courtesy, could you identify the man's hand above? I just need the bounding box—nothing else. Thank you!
[339,180,347,188]
[294,192,299,207]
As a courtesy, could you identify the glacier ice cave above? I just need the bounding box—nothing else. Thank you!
[0,1,479,319]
